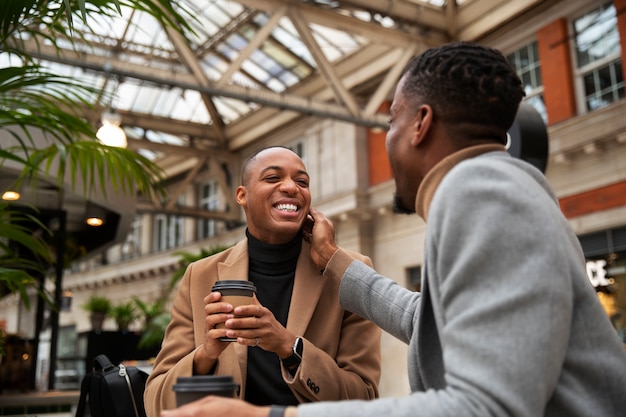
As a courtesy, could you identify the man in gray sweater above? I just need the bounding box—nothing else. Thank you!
[162,42,626,417]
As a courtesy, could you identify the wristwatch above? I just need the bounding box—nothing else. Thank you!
[281,337,303,369]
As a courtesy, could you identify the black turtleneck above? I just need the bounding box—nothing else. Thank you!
[245,229,302,406]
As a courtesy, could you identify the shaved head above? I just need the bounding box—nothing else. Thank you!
[241,146,300,186]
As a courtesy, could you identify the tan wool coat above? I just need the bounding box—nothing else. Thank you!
[144,238,381,416]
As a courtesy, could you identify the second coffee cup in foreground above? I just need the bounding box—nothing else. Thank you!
[173,375,239,407]
[212,280,257,342]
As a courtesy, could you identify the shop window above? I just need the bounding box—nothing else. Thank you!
[121,214,142,260]
[56,325,83,390]
[573,2,624,112]
[579,226,626,343]
[153,200,184,252]
[288,141,306,166]
[198,179,223,239]
[578,225,626,257]
[507,41,547,123]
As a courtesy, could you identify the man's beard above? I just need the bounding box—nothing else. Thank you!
[392,193,415,214]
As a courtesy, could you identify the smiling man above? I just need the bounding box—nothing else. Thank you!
[144,146,381,416]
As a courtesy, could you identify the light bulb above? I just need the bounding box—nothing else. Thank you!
[86,216,104,227]
[96,122,127,148]
[2,190,21,201]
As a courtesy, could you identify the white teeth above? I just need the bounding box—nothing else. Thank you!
[275,203,298,212]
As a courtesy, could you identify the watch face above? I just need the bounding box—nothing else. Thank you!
[282,338,303,369]
[295,337,303,357]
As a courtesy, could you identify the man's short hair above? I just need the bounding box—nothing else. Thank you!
[402,42,525,134]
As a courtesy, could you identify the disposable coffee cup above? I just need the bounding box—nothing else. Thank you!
[212,280,256,342]
[173,375,238,406]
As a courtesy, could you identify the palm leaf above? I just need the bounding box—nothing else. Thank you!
[20,141,166,199]
[0,66,99,150]
[0,0,196,353]
[0,204,53,263]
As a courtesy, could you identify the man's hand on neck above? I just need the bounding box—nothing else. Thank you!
[305,208,339,270]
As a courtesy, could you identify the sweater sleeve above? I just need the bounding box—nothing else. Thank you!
[326,249,419,344]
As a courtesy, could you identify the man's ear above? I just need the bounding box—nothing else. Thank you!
[411,104,433,147]
[235,185,246,206]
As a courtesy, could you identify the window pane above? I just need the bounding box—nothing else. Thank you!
[507,41,546,123]
[584,60,624,111]
[574,3,619,68]
[508,42,542,91]
[198,180,222,239]
[574,3,622,113]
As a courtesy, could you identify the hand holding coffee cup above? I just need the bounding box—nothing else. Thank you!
[211,280,257,342]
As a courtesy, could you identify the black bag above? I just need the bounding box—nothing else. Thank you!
[75,354,149,417]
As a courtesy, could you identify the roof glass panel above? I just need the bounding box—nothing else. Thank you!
[278,71,300,87]
[36,60,100,101]
[4,0,402,153]
[310,23,363,61]
[250,49,282,79]
[126,12,164,46]
[170,90,209,123]
[232,71,261,89]
[200,56,229,80]
[216,41,238,61]
[151,88,185,117]
[145,130,188,146]
[113,82,139,110]
[241,60,272,86]
[128,84,162,113]
[214,97,252,123]
[267,78,288,92]
[272,18,315,66]
[260,41,313,80]
[184,0,246,48]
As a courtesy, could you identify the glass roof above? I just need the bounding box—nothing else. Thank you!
[5,0,485,161]
[43,1,367,130]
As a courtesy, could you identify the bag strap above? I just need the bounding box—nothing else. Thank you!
[119,363,141,417]
[94,354,115,373]
[74,372,92,417]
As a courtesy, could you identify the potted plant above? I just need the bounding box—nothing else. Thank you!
[133,297,164,328]
[110,301,137,332]
[82,295,112,332]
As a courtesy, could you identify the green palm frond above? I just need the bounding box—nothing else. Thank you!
[0,204,53,263]
[137,311,170,350]
[0,0,195,351]
[0,204,54,308]
[22,140,166,199]
[1,0,194,52]
[0,66,99,150]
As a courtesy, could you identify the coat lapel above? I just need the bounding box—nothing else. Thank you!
[286,240,327,336]
[217,240,249,281]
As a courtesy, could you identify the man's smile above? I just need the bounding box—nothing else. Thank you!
[274,203,299,213]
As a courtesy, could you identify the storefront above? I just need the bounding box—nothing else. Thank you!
[579,225,626,344]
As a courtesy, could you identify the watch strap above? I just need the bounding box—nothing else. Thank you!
[269,405,286,417]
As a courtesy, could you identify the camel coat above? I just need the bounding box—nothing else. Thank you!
[144,238,381,416]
